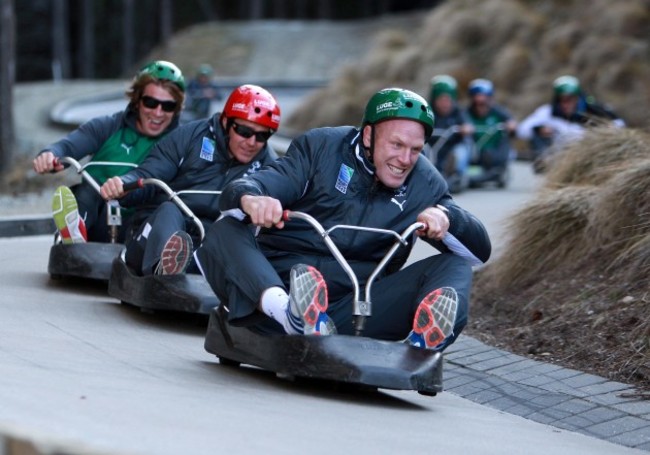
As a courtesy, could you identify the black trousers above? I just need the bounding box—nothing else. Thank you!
[125,201,202,275]
[195,216,473,350]
[72,182,132,243]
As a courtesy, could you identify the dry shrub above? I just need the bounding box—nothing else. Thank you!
[286,29,414,130]
[148,24,252,77]
[481,186,597,291]
[491,43,532,91]
[588,159,650,282]
[590,0,650,38]
[285,68,385,132]
[570,36,631,87]
[480,128,650,297]
[471,135,649,387]
[544,127,650,188]
[418,2,482,59]
[361,31,410,81]
[538,22,584,67]
[384,45,422,82]
[589,159,650,244]
[610,231,650,286]
[285,0,650,132]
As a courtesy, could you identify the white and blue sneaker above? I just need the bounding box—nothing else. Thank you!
[286,264,337,335]
[406,287,458,350]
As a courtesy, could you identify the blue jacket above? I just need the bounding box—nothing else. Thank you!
[220,126,491,298]
[119,113,277,220]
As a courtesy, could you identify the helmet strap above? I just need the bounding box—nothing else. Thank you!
[221,117,234,151]
[362,124,376,164]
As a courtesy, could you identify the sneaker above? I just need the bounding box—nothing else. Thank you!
[406,287,458,350]
[155,231,193,275]
[286,264,337,335]
[52,186,87,244]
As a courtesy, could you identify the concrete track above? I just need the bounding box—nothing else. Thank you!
[0,162,647,455]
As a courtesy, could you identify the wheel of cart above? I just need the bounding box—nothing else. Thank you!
[107,178,219,315]
[467,123,512,189]
[48,157,136,281]
[204,210,444,396]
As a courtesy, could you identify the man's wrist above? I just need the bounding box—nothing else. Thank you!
[435,204,450,225]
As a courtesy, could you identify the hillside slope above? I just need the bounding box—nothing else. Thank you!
[285,0,650,130]
[144,13,425,81]
[469,127,650,391]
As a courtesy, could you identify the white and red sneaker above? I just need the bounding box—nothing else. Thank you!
[406,287,458,350]
[286,264,337,335]
[155,231,193,275]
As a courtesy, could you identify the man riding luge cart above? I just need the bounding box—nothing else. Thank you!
[100,84,280,314]
[196,88,491,393]
[33,61,186,281]
[47,157,136,280]
[108,178,221,314]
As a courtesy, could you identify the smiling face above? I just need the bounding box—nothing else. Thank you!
[222,117,269,164]
[136,83,177,137]
[363,119,425,189]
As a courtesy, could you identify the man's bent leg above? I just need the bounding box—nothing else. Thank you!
[195,216,285,325]
[329,253,472,350]
[125,202,186,275]
[71,183,107,241]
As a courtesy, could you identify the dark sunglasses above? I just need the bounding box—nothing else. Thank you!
[141,95,177,113]
[232,122,272,143]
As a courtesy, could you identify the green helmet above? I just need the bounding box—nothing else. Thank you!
[430,75,458,101]
[198,63,214,76]
[362,88,434,137]
[138,60,186,92]
[553,75,580,96]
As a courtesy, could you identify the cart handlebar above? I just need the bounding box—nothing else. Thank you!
[123,178,221,241]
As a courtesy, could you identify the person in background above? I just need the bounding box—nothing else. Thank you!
[425,74,474,193]
[464,78,517,187]
[185,64,222,120]
[195,88,491,352]
[517,75,625,173]
[33,61,186,244]
[100,85,280,276]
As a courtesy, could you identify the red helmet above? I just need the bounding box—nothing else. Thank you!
[221,84,281,131]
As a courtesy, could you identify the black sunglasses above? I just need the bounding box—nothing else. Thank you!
[232,122,273,143]
[141,95,178,113]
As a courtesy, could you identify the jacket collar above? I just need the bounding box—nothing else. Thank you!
[351,129,375,176]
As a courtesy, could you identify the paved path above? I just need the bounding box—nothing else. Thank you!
[0,235,648,455]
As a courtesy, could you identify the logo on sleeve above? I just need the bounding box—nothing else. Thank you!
[200,137,215,162]
[335,164,354,194]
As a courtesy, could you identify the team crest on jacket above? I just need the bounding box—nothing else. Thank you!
[394,185,407,197]
[335,164,354,194]
[390,185,408,212]
[243,160,262,177]
[200,137,215,162]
